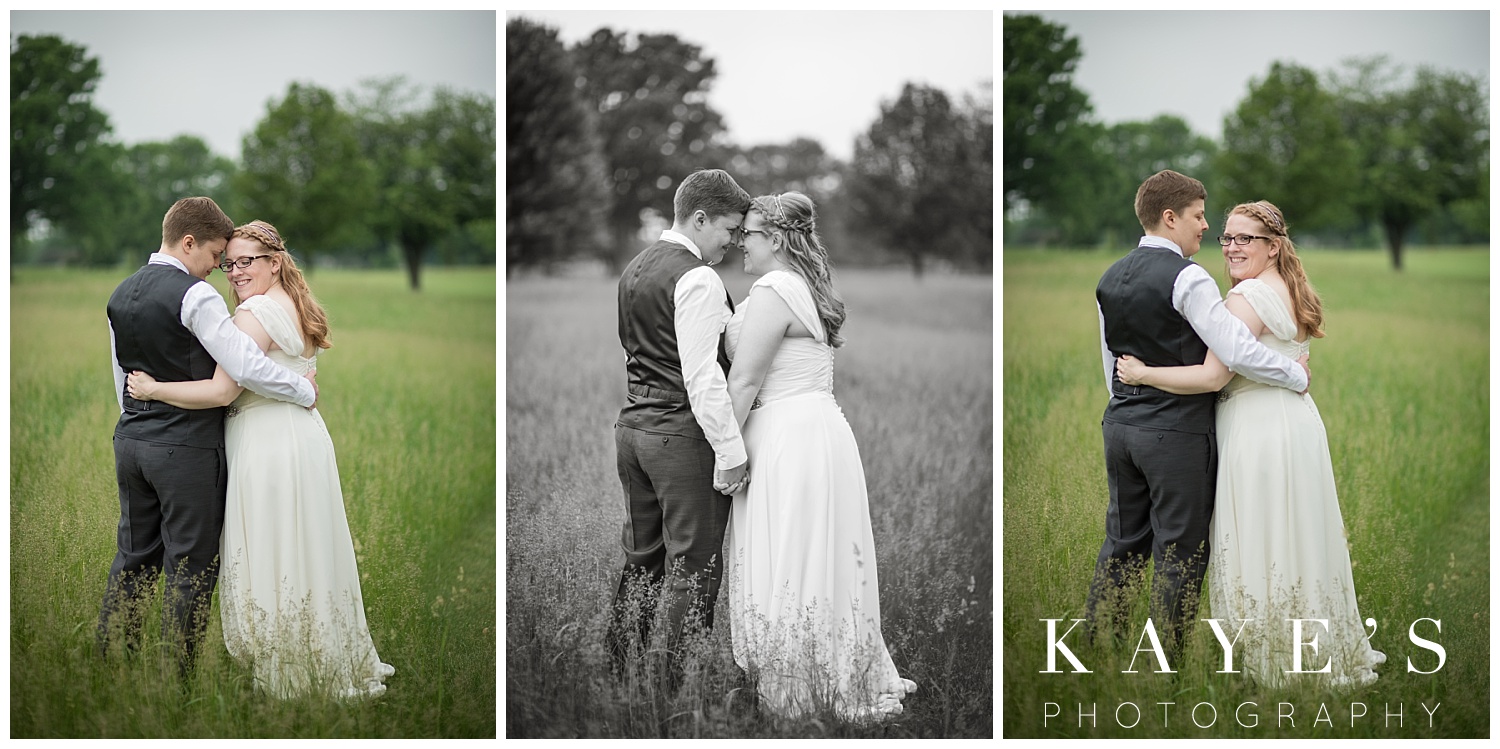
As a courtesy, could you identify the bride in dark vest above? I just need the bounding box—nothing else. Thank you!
[127,220,393,699]
[723,191,916,721]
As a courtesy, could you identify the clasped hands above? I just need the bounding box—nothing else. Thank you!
[713,460,749,496]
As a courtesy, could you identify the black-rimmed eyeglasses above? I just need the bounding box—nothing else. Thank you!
[1217,234,1273,246]
[217,254,273,273]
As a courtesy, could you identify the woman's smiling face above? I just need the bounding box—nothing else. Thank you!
[225,237,279,301]
[1222,213,1277,282]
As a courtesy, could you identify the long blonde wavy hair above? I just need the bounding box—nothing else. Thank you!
[749,191,847,348]
[1228,200,1324,339]
[232,220,334,350]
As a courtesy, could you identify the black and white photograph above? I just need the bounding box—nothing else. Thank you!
[506,9,992,738]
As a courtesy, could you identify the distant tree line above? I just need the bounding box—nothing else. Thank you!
[1003,14,1488,270]
[11,34,496,289]
[506,17,993,277]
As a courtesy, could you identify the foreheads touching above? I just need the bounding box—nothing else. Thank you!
[161,196,233,251]
[673,168,751,229]
[1134,170,1207,232]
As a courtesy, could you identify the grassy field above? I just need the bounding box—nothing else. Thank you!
[506,267,993,737]
[11,267,496,738]
[1003,248,1488,738]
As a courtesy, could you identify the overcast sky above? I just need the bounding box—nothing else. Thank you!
[10,10,496,161]
[508,10,993,162]
[1015,10,1488,140]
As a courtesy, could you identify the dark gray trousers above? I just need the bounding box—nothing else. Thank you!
[1085,420,1216,650]
[97,434,226,673]
[606,424,731,664]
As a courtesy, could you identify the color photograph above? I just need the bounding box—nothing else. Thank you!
[11,10,496,738]
[1003,10,1488,738]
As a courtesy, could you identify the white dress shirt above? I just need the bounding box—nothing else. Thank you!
[1098,235,1308,397]
[660,229,747,471]
[109,253,317,412]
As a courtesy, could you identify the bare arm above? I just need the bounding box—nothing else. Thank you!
[182,284,316,406]
[1118,292,1306,395]
[726,285,794,429]
[1116,350,1233,395]
[128,365,242,409]
[127,307,273,409]
[1174,267,1307,392]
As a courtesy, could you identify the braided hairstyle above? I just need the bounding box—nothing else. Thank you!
[1229,200,1324,339]
[748,191,846,348]
[232,220,334,350]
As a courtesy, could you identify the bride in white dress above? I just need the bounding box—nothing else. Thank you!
[127,221,393,699]
[1117,201,1384,688]
[722,192,915,721]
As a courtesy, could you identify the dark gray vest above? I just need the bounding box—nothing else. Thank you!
[1097,245,1217,434]
[616,240,732,441]
[109,263,227,447]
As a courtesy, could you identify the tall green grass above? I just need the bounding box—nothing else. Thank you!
[506,268,992,737]
[1002,248,1488,738]
[11,268,496,737]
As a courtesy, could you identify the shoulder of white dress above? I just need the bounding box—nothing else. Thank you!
[233,294,267,316]
[1227,278,1265,297]
[751,269,788,286]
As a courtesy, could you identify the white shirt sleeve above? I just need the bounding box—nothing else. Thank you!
[674,266,747,470]
[179,283,316,407]
[1098,302,1116,399]
[1172,264,1307,391]
[109,319,126,413]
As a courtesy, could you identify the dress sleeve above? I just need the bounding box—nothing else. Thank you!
[1228,279,1300,343]
[237,295,307,356]
[752,271,825,343]
[1174,264,1306,392]
[180,284,315,406]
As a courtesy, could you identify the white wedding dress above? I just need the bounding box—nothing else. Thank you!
[218,295,394,699]
[1208,278,1385,688]
[723,270,915,721]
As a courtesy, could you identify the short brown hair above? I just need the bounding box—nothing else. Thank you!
[1134,170,1206,231]
[162,197,233,248]
[673,169,751,224]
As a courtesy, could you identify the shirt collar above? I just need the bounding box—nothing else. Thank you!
[660,229,704,261]
[149,252,191,274]
[1139,235,1185,258]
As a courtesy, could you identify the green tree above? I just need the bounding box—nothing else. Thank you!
[114,135,239,259]
[1332,58,1488,269]
[1219,62,1357,234]
[238,82,377,269]
[571,28,730,271]
[1002,14,1100,224]
[10,34,118,258]
[506,17,610,275]
[350,78,496,289]
[1093,115,1221,246]
[847,82,991,274]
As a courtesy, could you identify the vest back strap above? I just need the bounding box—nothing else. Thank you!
[628,383,687,403]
